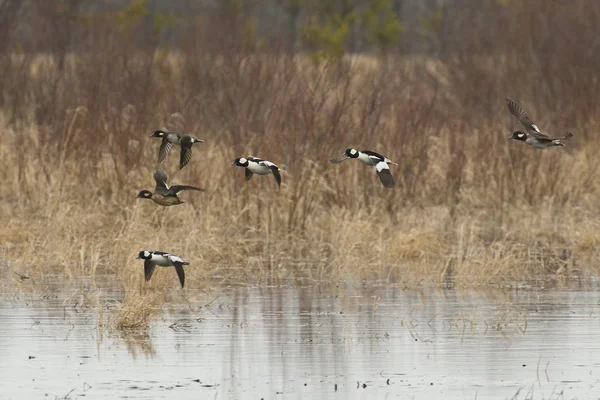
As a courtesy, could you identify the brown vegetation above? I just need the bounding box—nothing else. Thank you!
[1,1,600,301]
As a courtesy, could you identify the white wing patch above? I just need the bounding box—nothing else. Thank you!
[261,160,276,168]
[168,255,184,263]
[375,161,390,173]
[531,124,540,133]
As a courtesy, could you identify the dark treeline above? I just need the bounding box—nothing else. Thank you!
[3,0,597,56]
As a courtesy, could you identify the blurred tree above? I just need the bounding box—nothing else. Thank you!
[362,0,403,52]
[277,0,303,51]
[302,9,356,63]
[153,9,176,36]
[116,0,148,35]
[217,0,262,50]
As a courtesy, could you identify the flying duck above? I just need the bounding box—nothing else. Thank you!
[136,250,188,288]
[232,156,286,187]
[506,98,573,149]
[330,149,397,188]
[151,130,204,169]
[136,170,204,206]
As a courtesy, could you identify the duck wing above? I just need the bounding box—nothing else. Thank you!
[173,262,185,288]
[245,168,254,181]
[375,161,395,188]
[153,170,170,194]
[506,98,541,135]
[179,136,196,170]
[261,161,281,187]
[166,185,204,196]
[144,260,156,282]
[158,137,174,164]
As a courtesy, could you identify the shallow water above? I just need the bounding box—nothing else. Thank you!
[2,280,600,399]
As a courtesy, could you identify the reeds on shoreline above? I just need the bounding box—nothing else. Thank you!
[3,1,600,295]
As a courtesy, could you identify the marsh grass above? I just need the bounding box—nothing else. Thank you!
[2,3,600,330]
[0,53,597,294]
[113,291,162,331]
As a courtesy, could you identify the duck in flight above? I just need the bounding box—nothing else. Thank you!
[330,149,397,188]
[151,130,204,169]
[136,250,189,288]
[505,98,573,149]
[232,156,286,187]
[136,170,204,206]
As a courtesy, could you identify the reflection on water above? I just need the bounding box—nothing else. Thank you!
[1,280,600,399]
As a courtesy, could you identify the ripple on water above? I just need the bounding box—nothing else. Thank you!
[1,281,600,399]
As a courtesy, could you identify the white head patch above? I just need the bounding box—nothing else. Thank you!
[518,133,525,138]
[143,251,150,258]
[350,149,357,155]
[239,157,247,164]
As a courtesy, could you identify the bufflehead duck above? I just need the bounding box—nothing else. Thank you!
[506,98,573,149]
[136,250,189,288]
[232,156,286,187]
[151,130,204,169]
[330,149,397,188]
[136,170,204,206]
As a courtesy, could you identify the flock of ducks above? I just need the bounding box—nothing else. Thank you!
[135,98,574,288]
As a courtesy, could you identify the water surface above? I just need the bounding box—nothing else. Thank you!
[1,280,599,399]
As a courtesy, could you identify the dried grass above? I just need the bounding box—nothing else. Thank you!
[1,2,600,311]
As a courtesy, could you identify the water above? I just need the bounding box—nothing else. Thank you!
[1,280,600,399]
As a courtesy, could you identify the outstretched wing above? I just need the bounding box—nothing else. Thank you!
[153,170,170,194]
[166,185,204,196]
[173,262,185,288]
[506,98,541,134]
[375,161,395,188]
[245,168,254,181]
[144,260,156,282]
[179,136,196,170]
[180,147,193,170]
[261,161,281,187]
[158,137,173,164]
